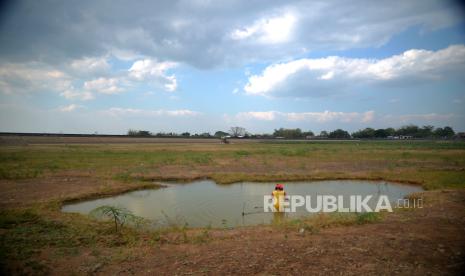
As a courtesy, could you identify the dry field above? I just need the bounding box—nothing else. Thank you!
[1,136,464,274]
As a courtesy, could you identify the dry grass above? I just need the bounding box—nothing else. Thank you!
[2,140,463,189]
[1,139,464,273]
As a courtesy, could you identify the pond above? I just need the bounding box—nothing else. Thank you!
[62,180,423,228]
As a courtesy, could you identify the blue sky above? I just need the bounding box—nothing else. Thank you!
[1,0,465,134]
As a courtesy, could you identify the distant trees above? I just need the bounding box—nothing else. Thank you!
[273,128,314,139]
[352,125,455,139]
[352,128,375,138]
[199,132,211,138]
[319,130,329,137]
[434,126,455,138]
[352,128,392,138]
[328,129,351,139]
[214,131,229,137]
[303,130,315,137]
[273,128,300,138]
[127,129,151,136]
[396,125,421,137]
[126,125,457,140]
[230,127,246,137]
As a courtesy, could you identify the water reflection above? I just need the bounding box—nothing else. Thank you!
[62,180,423,228]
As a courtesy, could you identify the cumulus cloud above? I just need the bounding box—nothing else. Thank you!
[0,56,178,99]
[103,107,199,117]
[236,111,277,121]
[70,56,110,76]
[0,0,462,68]
[234,110,375,123]
[0,60,121,99]
[83,78,123,95]
[128,59,178,92]
[244,45,465,97]
[230,12,297,44]
[58,104,83,112]
[0,62,70,95]
[60,88,94,101]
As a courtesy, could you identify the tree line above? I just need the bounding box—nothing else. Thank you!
[351,125,455,139]
[127,124,458,139]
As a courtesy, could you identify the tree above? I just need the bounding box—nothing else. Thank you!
[230,127,246,137]
[352,128,375,138]
[214,131,229,137]
[127,129,138,136]
[90,205,145,233]
[328,129,351,139]
[396,125,419,137]
[273,128,305,138]
[443,126,455,138]
[302,131,315,137]
[319,130,329,137]
[374,128,389,138]
[385,128,396,136]
[418,125,434,138]
[181,132,190,137]
[127,129,151,136]
[434,126,455,138]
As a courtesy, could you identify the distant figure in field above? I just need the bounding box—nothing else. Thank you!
[272,184,286,212]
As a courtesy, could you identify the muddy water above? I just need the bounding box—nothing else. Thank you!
[62,180,423,228]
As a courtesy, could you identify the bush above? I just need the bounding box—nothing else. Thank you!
[90,206,145,232]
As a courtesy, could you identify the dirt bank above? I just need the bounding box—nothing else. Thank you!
[43,189,465,275]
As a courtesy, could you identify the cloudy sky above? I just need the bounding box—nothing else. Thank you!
[1,0,465,134]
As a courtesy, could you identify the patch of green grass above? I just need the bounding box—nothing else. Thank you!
[0,208,146,274]
[234,150,250,157]
[355,212,382,224]
[183,152,212,164]
[1,141,465,189]
[0,166,42,179]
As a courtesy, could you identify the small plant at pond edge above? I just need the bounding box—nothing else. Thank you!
[90,205,144,233]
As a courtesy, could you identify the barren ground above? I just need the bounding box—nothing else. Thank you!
[1,138,464,275]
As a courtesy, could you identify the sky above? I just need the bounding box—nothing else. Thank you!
[0,0,465,135]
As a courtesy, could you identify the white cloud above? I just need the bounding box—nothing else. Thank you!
[0,62,70,95]
[58,104,83,112]
[1,1,463,69]
[60,88,95,101]
[230,12,297,44]
[234,110,375,123]
[236,111,277,121]
[244,45,465,97]
[361,111,375,123]
[83,77,123,95]
[0,57,179,101]
[128,59,178,92]
[70,57,110,74]
[103,107,199,117]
